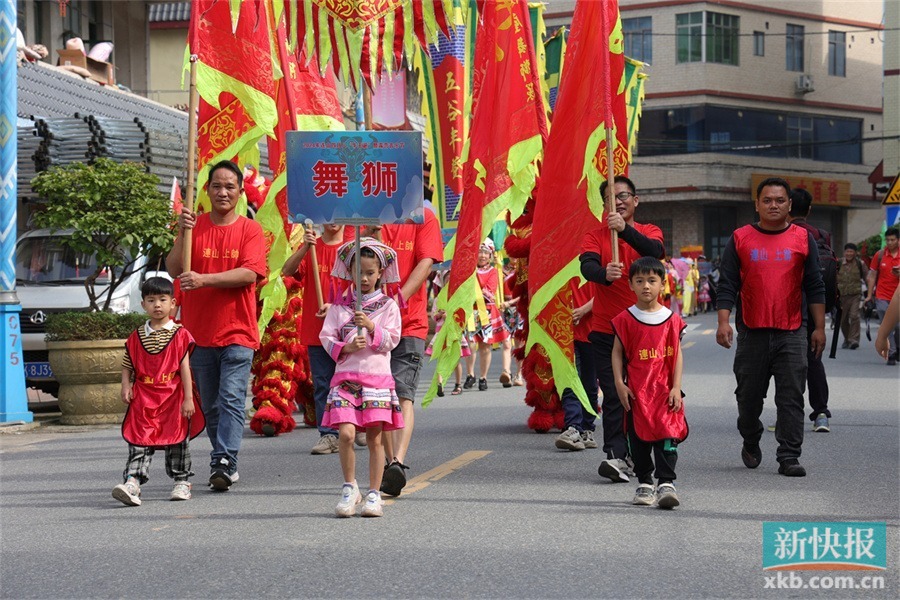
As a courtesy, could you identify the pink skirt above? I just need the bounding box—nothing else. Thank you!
[321,382,405,431]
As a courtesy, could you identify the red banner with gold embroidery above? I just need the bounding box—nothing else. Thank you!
[526,0,630,409]
[190,0,279,212]
[424,0,547,405]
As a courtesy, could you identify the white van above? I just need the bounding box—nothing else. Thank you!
[14,228,169,395]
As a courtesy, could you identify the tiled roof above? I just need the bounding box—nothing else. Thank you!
[148,2,191,23]
[18,61,187,131]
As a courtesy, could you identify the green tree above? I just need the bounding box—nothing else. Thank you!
[30,159,176,312]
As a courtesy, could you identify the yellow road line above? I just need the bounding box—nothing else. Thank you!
[702,328,715,335]
[384,450,491,504]
[682,341,696,349]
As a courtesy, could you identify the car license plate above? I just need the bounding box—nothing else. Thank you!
[24,362,53,378]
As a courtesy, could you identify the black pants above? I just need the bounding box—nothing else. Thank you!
[734,327,807,462]
[589,331,627,460]
[627,414,677,485]
[806,344,830,421]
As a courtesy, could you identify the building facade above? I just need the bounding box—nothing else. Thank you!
[15,0,150,95]
[546,0,886,258]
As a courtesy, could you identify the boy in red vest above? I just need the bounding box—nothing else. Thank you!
[611,257,688,509]
[113,277,204,506]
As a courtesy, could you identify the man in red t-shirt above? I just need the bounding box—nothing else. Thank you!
[865,227,900,363]
[166,160,267,491]
[283,224,353,454]
[579,176,665,483]
[366,209,443,496]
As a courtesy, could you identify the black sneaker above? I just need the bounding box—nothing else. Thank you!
[437,383,444,397]
[463,375,476,389]
[741,443,762,469]
[778,459,806,477]
[209,458,236,491]
[478,378,488,391]
[380,460,409,497]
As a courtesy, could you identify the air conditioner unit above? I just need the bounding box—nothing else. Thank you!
[795,74,814,94]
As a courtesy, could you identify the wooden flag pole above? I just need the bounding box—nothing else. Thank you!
[606,127,618,263]
[304,219,325,310]
[363,84,373,131]
[183,56,200,272]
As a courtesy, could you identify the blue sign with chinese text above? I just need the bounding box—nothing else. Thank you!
[286,131,424,225]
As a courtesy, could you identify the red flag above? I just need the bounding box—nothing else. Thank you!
[526,0,629,406]
[425,0,547,404]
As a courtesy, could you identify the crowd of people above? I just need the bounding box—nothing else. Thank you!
[110,162,899,516]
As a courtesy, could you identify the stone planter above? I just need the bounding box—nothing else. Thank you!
[47,339,126,425]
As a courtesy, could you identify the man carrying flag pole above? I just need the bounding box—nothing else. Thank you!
[525,0,658,475]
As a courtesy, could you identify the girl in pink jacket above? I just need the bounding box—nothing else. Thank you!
[320,238,404,518]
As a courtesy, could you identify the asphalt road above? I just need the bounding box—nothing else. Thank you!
[1,312,898,599]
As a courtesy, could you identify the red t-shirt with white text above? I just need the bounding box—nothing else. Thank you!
[180,214,267,348]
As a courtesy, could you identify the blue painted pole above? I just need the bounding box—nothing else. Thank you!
[0,0,33,424]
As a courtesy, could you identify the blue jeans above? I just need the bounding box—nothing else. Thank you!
[191,345,254,473]
[307,345,338,437]
[561,340,599,432]
[876,298,900,358]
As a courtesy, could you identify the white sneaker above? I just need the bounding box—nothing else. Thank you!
[170,481,192,501]
[555,427,586,451]
[656,483,680,509]
[632,483,655,506]
[112,477,142,506]
[360,490,384,517]
[335,483,361,518]
[311,434,339,455]
[597,458,631,483]
[580,430,599,449]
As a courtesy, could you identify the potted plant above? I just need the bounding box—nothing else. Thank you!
[29,159,176,424]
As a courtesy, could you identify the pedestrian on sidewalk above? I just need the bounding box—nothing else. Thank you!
[166,160,267,491]
[282,223,356,455]
[580,175,666,483]
[113,277,205,506]
[716,177,826,478]
[320,239,405,518]
[836,243,868,351]
[789,188,835,433]
[865,227,900,365]
[611,257,688,509]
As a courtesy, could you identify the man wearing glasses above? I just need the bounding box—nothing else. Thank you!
[579,176,666,483]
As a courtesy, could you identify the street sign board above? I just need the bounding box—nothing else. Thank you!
[882,174,900,205]
[286,131,424,225]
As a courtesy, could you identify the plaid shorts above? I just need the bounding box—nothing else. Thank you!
[390,337,426,402]
[123,439,192,484]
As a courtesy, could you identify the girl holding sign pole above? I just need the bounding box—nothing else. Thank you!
[319,238,405,518]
